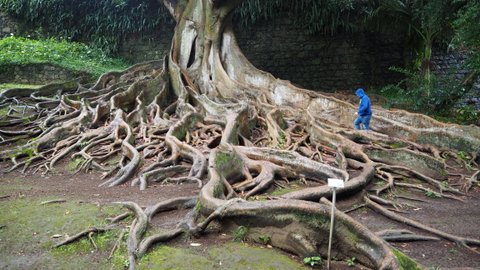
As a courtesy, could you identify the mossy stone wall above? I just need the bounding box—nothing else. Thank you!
[0,64,84,84]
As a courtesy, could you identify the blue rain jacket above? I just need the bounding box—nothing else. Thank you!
[355,88,372,116]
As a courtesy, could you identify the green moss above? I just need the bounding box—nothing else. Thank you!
[214,150,244,178]
[52,230,117,255]
[389,142,406,149]
[0,197,123,269]
[208,243,307,270]
[392,248,422,270]
[138,245,212,270]
[213,183,225,198]
[171,114,202,140]
[277,131,286,149]
[67,157,84,172]
[294,212,329,229]
[0,106,8,117]
[194,201,203,213]
[0,83,42,93]
[139,243,306,270]
[271,187,296,196]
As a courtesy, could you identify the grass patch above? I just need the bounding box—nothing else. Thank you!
[139,243,308,269]
[0,197,123,269]
[0,36,128,77]
[0,194,309,269]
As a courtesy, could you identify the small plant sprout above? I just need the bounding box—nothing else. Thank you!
[303,256,322,267]
[424,189,441,198]
[347,257,356,266]
[258,235,271,245]
[233,225,249,242]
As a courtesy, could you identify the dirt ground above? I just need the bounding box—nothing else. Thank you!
[1,163,479,269]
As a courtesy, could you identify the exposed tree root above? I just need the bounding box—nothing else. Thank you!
[54,226,113,248]
[106,212,132,223]
[3,0,480,268]
[376,229,440,242]
[40,199,66,205]
[365,196,480,252]
[109,229,126,260]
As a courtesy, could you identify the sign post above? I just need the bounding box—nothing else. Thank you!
[327,178,344,270]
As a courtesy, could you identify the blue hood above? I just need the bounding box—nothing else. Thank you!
[355,88,365,98]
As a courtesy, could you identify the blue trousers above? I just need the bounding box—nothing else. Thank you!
[354,115,371,131]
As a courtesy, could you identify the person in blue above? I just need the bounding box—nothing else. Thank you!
[354,88,372,131]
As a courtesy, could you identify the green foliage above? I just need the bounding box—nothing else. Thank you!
[441,180,449,189]
[236,0,369,35]
[424,189,441,198]
[0,0,173,54]
[453,105,479,125]
[233,225,249,242]
[369,0,463,73]
[457,151,470,161]
[346,257,356,267]
[67,157,84,172]
[0,36,128,76]
[258,235,271,245]
[379,67,468,115]
[453,0,480,72]
[303,256,322,267]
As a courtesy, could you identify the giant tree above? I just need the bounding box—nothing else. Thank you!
[1,0,479,269]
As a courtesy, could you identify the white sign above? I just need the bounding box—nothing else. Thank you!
[328,178,344,188]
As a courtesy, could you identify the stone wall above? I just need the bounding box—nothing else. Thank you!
[2,9,477,103]
[117,17,406,91]
[0,64,83,84]
[431,49,480,109]
[118,25,174,64]
[234,18,405,91]
[0,11,18,37]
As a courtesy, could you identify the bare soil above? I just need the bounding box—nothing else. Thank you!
[1,164,479,269]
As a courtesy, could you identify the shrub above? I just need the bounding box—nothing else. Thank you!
[380,67,468,115]
[0,36,128,76]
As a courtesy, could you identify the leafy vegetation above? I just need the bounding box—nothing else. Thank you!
[346,257,356,266]
[453,0,480,73]
[233,225,249,242]
[369,0,463,82]
[380,68,467,116]
[0,36,128,76]
[236,0,370,35]
[303,256,322,267]
[258,235,271,245]
[0,0,173,54]
[424,189,441,198]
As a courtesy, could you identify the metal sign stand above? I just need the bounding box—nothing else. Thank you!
[327,178,344,270]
